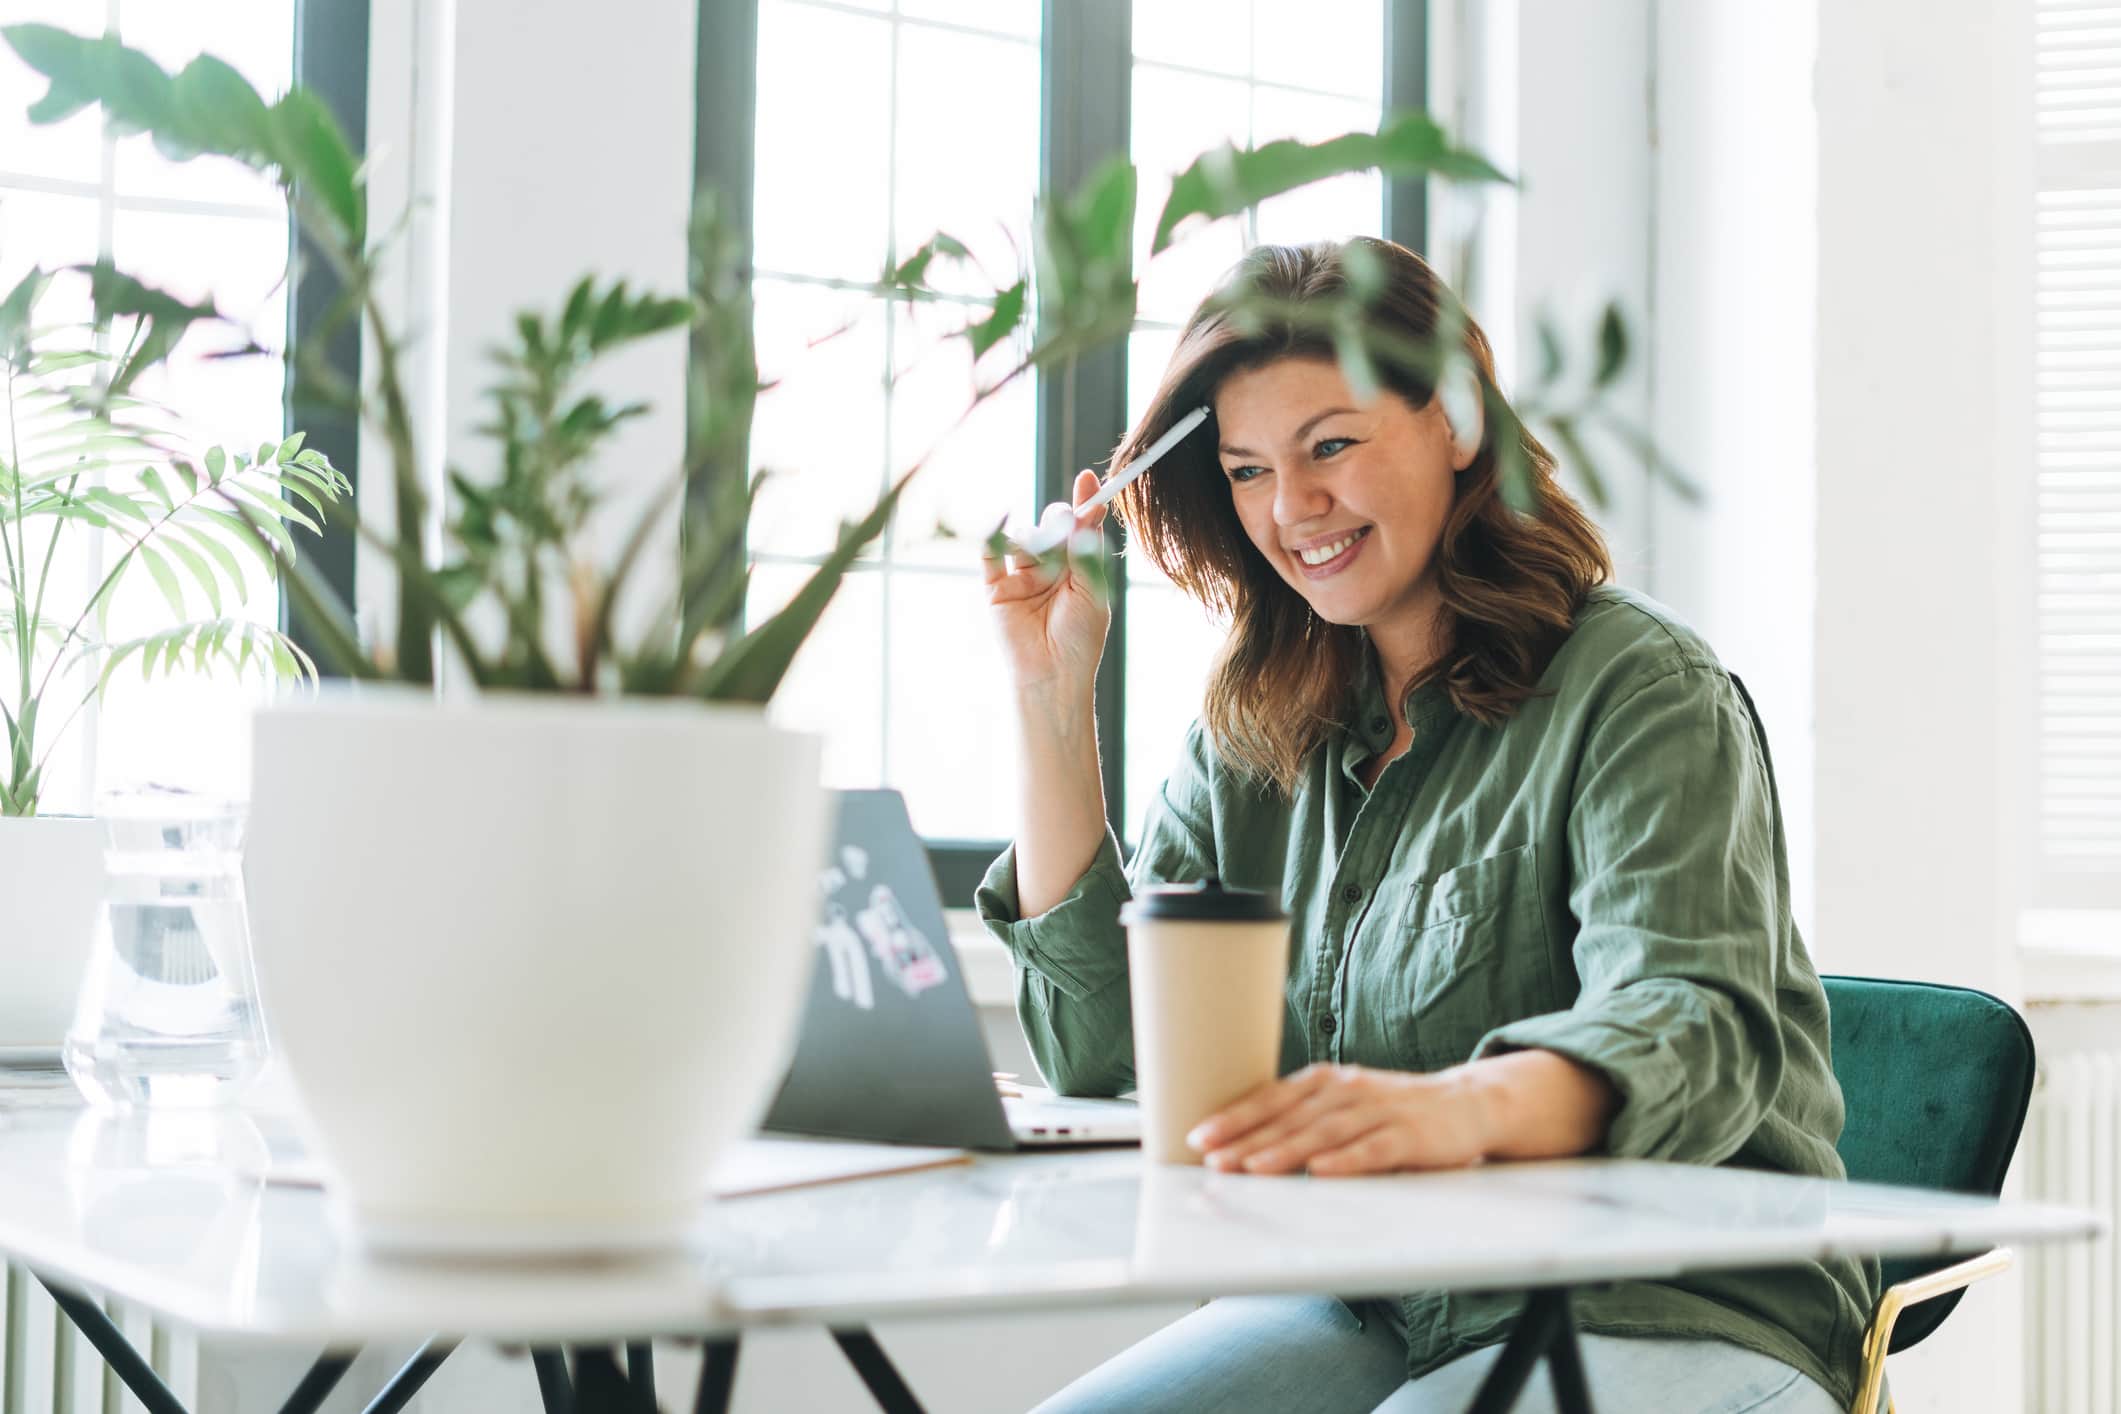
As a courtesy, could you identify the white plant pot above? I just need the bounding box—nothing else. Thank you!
[245,691,826,1255]
[0,816,103,1046]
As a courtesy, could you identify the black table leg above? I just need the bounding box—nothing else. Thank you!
[38,1277,190,1414]
[694,1339,740,1414]
[1465,1288,1595,1414]
[362,1337,459,1414]
[533,1347,575,1414]
[279,1350,360,1414]
[574,1347,651,1414]
[830,1328,928,1414]
[625,1341,655,1411]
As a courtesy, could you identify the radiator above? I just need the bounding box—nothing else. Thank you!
[0,1267,194,1414]
[2025,1051,2121,1414]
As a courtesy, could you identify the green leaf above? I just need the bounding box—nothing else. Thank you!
[0,267,50,355]
[204,445,226,483]
[136,464,175,511]
[157,533,223,618]
[275,430,305,463]
[1544,415,1609,510]
[220,498,373,678]
[135,543,187,620]
[80,486,153,523]
[25,349,102,374]
[886,233,971,295]
[1593,303,1628,389]
[268,470,329,522]
[95,639,145,693]
[222,483,322,537]
[694,469,911,703]
[967,280,1027,361]
[1535,317,1565,388]
[76,261,222,395]
[1152,112,1510,254]
[560,276,594,340]
[198,500,295,565]
[173,523,249,604]
[269,86,364,243]
[167,52,274,162]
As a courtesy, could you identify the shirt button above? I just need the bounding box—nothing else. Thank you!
[1369,715,1389,734]
[1319,1015,1338,1036]
[1342,883,1362,903]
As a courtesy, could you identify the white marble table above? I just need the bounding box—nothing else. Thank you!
[0,1106,2099,1413]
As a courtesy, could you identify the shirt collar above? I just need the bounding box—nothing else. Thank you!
[1340,641,1457,783]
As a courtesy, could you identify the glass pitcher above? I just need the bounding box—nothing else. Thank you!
[63,790,267,1108]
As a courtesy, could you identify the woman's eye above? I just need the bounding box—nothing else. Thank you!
[1226,464,1266,484]
[1314,437,1355,459]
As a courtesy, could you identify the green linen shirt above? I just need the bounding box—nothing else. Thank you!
[976,585,1877,1404]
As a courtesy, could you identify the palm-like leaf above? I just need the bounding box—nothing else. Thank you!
[0,264,351,815]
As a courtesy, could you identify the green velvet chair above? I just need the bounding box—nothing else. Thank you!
[1822,975,2037,1414]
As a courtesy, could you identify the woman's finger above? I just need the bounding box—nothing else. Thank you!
[1070,467,1108,533]
[1188,1065,1338,1153]
[1237,1107,1391,1176]
[1203,1083,1370,1173]
[1304,1126,1411,1177]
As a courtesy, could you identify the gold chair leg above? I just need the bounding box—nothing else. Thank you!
[1848,1248,2014,1414]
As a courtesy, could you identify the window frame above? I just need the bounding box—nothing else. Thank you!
[284,0,368,650]
[707,0,1429,905]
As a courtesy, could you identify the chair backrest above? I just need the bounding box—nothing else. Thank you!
[1822,974,2037,1352]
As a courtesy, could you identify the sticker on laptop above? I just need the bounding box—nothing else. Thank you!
[812,848,949,1009]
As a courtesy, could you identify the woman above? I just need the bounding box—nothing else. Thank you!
[977,238,1875,1413]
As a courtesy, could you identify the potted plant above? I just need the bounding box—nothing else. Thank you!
[0,261,344,1048]
[4,24,1668,1250]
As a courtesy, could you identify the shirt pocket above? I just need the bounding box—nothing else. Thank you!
[1386,843,1551,1069]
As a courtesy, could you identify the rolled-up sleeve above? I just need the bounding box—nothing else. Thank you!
[975,726,1218,1097]
[1473,664,1788,1163]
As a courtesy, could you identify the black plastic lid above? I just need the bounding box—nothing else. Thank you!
[1119,876,1285,923]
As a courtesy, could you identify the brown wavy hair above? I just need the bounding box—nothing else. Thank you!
[1112,237,1612,795]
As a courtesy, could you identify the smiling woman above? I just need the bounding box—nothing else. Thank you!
[975,236,1874,1413]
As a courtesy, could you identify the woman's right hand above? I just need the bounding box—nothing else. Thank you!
[984,468,1111,697]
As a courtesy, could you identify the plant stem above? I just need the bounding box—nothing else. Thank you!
[4,363,35,808]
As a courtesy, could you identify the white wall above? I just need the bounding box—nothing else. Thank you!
[360,0,693,679]
[1653,0,2038,1410]
[1647,2,1819,940]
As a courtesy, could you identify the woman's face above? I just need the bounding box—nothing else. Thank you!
[1213,355,1473,638]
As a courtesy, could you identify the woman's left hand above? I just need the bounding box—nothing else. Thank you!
[1186,1063,1492,1176]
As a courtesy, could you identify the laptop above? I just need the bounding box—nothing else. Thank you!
[762,789,1140,1151]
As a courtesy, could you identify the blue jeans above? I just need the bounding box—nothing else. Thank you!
[1032,1295,1849,1414]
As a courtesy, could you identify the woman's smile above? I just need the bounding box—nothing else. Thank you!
[1289,526,1373,578]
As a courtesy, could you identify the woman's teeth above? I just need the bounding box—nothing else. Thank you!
[1298,529,1367,566]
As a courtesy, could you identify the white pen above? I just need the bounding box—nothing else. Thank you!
[1007,403,1213,555]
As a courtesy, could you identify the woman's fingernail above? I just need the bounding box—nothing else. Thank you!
[1186,1125,1213,1150]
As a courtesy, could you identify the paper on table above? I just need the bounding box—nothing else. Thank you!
[254,1135,970,1200]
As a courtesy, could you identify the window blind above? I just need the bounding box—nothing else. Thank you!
[2036,0,2121,898]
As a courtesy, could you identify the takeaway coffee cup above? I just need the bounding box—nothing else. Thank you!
[1120,877,1290,1165]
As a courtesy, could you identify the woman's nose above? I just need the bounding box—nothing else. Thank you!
[1272,468,1330,526]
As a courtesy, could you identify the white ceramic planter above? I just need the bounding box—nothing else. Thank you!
[0,816,103,1046]
[245,691,826,1254]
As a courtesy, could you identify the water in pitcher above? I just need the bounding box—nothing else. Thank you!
[63,794,267,1108]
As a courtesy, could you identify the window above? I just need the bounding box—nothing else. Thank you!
[0,0,298,811]
[731,0,1426,901]
[2032,0,2121,911]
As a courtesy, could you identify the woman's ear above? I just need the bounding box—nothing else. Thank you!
[1437,361,1484,471]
